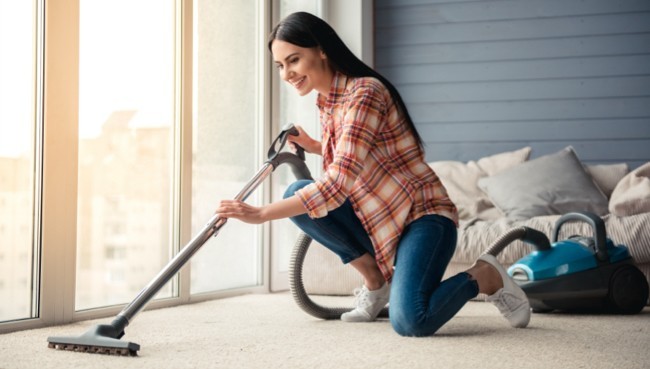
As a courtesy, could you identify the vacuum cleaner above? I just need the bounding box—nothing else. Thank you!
[483,211,649,314]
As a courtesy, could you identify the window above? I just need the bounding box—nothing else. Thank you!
[0,0,41,322]
[190,0,264,294]
[75,0,177,310]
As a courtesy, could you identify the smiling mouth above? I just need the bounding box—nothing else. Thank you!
[291,76,306,89]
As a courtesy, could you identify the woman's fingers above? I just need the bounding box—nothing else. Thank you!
[216,200,242,216]
[288,125,308,144]
[215,200,264,224]
[287,125,319,154]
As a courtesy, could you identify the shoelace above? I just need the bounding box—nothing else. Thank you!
[492,291,525,315]
[352,286,371,309]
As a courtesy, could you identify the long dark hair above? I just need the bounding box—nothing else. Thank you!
[268,11,424,148]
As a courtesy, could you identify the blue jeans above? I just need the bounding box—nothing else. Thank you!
[285,180,479,336]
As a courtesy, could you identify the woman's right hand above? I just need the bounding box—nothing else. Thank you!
[287,125,322,155]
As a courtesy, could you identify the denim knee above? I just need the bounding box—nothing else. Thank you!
[283,179,314,199]
[390,310,437,337]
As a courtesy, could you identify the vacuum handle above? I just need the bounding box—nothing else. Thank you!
[267,123,305,161]
[552,211,608,262]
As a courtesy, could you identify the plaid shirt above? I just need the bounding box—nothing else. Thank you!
[295,72,458,281]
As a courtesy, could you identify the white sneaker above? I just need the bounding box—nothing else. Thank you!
[478,254,531,328]
[340,283,390,322]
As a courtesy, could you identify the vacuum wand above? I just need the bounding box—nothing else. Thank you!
[46,162,274,356]
[47,124,308,356]
[116,162,274,324]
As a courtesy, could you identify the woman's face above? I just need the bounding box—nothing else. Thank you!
[271,40,334,97]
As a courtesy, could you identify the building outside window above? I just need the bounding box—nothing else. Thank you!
[75,0,177,310]
[0,0,40,322]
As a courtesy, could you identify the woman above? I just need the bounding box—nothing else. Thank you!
[216,12,530,336]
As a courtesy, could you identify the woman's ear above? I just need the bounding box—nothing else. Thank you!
[319,49,327,60]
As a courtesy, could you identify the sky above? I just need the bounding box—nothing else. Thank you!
[0,0,173,157]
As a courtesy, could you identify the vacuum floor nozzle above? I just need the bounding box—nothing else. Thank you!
[47,323,139,356]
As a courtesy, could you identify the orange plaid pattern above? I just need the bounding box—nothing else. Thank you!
[295,72,458,281]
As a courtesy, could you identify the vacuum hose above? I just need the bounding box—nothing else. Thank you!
[288,225,550,319]
[289,232,389,319]
[483,226,552,256]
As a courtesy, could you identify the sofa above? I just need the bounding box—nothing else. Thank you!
[300,146,650,305]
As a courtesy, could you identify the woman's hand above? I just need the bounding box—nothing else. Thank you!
[287,125,322,155]
[215,196,307,225]
[216,200,267,224]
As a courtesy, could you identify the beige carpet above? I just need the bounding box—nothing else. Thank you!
[1,293,648,369]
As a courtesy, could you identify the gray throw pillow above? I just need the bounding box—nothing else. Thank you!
[478,147,609,220]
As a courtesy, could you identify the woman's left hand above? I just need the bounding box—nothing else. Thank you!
[215,200,267,224]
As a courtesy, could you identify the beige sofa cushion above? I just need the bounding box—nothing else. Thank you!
[429,147,531,221]
[586,163,629,199]
[609,162,650,216]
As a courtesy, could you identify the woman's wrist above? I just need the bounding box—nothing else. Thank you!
[309,139,322,154]
[258,205,271,223]
[261,195,307,221]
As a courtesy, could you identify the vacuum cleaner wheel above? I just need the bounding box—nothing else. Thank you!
[608,265,649,315]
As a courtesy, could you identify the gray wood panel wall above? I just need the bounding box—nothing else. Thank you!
[374,0,650,168]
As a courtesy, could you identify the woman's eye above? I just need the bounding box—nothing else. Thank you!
[289,57,299,64]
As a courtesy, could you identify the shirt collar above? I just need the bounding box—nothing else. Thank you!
[316,71,349,114]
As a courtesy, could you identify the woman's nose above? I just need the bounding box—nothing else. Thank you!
[282,67,294,81]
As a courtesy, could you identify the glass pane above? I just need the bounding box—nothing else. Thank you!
[190,0,262,294]
[75,0,176,310]
[272,0,322,275]
[0,0,39,322]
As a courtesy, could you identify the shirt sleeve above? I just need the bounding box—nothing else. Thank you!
[296,82,386,218]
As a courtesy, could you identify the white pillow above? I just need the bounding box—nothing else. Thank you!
[478,147,609,221]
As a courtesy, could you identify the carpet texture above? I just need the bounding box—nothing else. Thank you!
[1,293,648,369]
